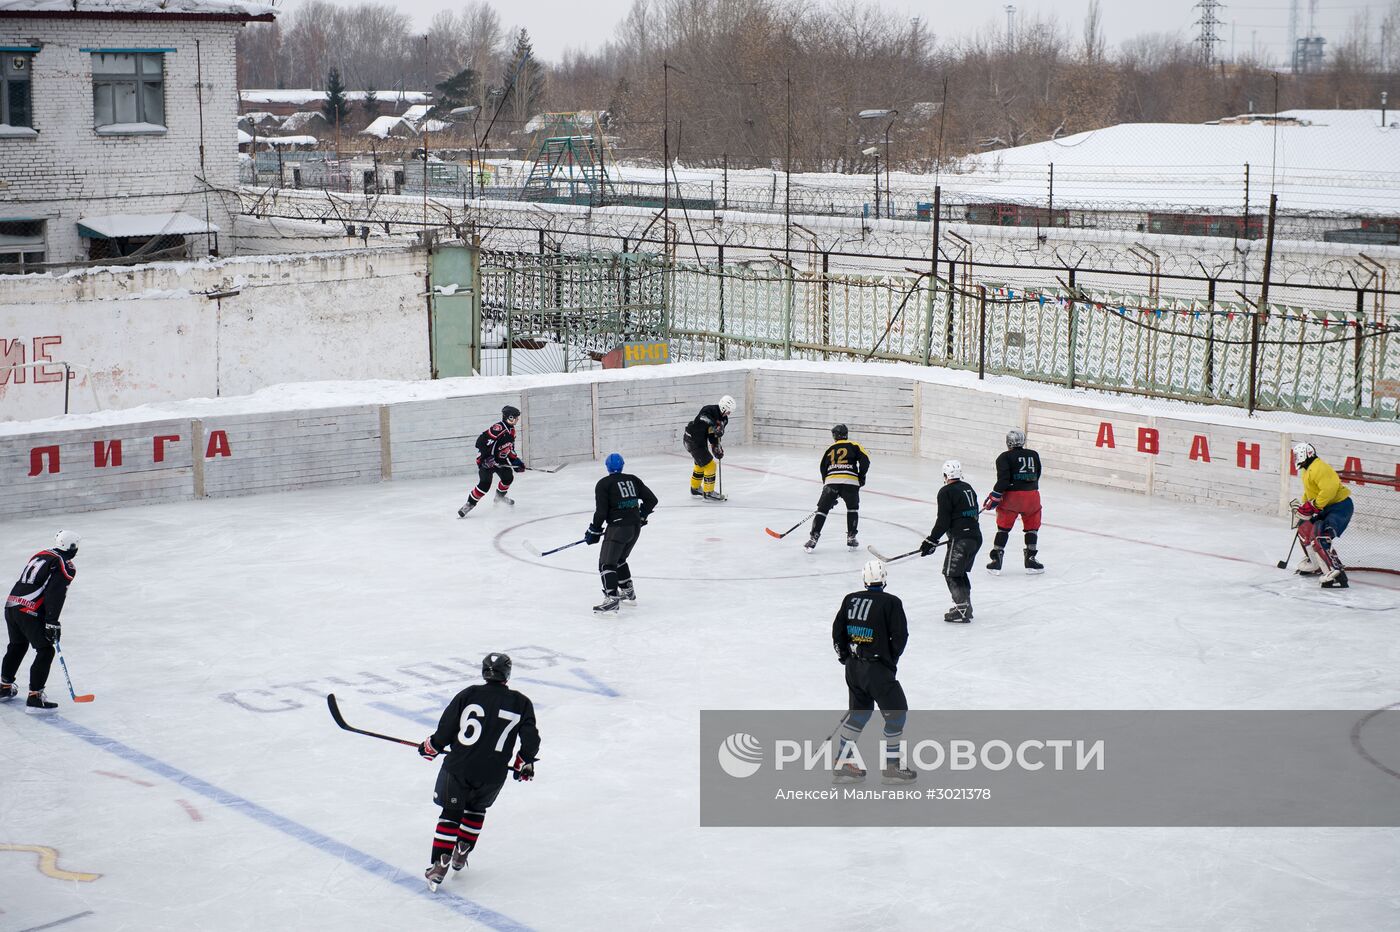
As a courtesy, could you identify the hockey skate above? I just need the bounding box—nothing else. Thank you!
[804,534,819,553]
[1024,549,1045,574]
[425,855,450,891]
[986,548,1004,575]
[450,839,473,872]
[494,490,514,506]
[701,490,727,502]
[846,534,859,551]
[620,585,637,603]
[943,604,973,624]
[25,690,58,714]
[1321,568,1349,589]
[690,486,705,498]
[881,765,917,785]
[594,592,622,613]
[457,499,477,518]
[0,682,16,702]
[832,762,867,785]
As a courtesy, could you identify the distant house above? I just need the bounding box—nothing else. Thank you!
[0,0,276,269]
[240,88,431,118]
[359,115,417,139]
[279,110,331,136]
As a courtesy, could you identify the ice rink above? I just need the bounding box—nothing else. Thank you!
[4,445,1399,931]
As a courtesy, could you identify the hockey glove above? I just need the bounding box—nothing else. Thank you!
[44,623,60,644]
[513,755,535,781]
[1297,500,1321,521]
[919,536,938,556]
[584,526,602,545]
[983,491,1003,512]
[834,644,849,665]
[418,738,440,761]
[639,514,650,527]
[511,459,527,473]
[712,443,724,460]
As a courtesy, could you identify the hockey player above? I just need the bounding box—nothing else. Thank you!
[2,530,80,714]
[683,394,734,500]
[920,460,983,623]
[458,405,526,516]
[831,561,913,785]
[805,424,871,553]
[585,453,658,613]
[984,428,1044,574]
[1291,442,1354,590]
[418,652,540,891]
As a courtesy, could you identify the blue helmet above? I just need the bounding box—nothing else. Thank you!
[605,452,625,474]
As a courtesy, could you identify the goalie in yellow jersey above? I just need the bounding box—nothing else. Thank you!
[806,425,872,552]
[1291,442,1354,590]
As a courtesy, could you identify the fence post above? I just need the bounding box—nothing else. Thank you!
[1355,288,1366,415]
[717,244,726,362]
[1249,194,1279,415]
[1205,278,1216,396]
[820,251,830,360]
[63,363,71,414]
[922,185,941,366]
[505,266,515,377]
[978,285,987,380]
[722,153,729,210]
[944,258,956,360]
[1065,267,1078,389]
[783,260,795,360]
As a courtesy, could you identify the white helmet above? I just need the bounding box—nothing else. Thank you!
[1006,428,1026,449]
[53,529,81,556]
[862,559,888,587]
[718,395,736,416]
[942,459,963,481]
[1291,441,1316,467]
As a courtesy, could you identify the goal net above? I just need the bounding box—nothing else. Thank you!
[1336,470,1400,576]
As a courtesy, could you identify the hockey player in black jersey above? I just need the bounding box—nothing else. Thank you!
[418,652,540,891]
[984,428,1044,574]
[831,561,914,785]
[683,394,734,500]
[2,530,80,713]
[459,405,526,516]
[585,453,658,613]
[806,424,871,553]
[920,460,983,623]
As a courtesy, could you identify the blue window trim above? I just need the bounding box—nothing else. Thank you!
[80,48,177,54]
[0,217,41,223]
[0,47,39,53]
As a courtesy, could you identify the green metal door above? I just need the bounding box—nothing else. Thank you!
[430,244,480,377]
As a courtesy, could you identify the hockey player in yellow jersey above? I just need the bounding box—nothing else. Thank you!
[806,424,871,552]
[1291,442,1354,589]
[683,395,734,501]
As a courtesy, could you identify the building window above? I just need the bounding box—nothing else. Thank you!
[1,53,33,128]
[0,220,46,274]
[92,52,164,128]
[87,233,186,262]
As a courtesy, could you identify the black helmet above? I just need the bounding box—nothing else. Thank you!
[482,652,512,683]
[502,405,521,422]
[831,424,848,440]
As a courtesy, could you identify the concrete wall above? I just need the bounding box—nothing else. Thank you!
[1,366,1397,540]
[0,247,427,421]
[0,15,246,263]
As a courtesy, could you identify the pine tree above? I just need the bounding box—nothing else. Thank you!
[433,68,479,117]
[322,67,351,127]
[500,29,545,128]
[362,86,381,121]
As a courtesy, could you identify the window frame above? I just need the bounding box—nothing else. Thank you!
[89,50,167,130]
[0,49,36,129]
[0,219,46,274]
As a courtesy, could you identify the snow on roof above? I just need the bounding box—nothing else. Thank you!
[241,89,432,106]
[260,135,317,147]
[401,104,432,122]
[959,108,1399,216]
[359,115,417,139]
[417,119,450,134]
[237,128,252,144]
[240,110,281,125]
[0,0,274,17]
[279,111,328,132]
[77,212,219,238]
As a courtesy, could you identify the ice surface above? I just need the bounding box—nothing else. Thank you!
[4,447,1398,930]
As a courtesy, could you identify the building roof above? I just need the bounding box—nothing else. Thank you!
[241,89,432,106]
[401,104,432,123]
[0,0,274,19]
[279,111,330,133]
[77,212,220,239]
[260,135,317,147]
[958,108,1399,217]
[359,115,416,139]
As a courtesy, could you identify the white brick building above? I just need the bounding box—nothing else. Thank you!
[0,0,274,270]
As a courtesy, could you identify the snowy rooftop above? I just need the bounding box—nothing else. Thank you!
[241,89,432,106]
[259,134,317,147]
[359,115,416,139]
[279,111,328,132]
[0,0,274,16]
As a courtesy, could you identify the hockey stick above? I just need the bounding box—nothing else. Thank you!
[523,538,588,558]
[866,541,946,564]
[524,462,568,474]
[765,511,818,539]
[54,642,94,703]
[1277,530,1300,569]
[327,693,419,747]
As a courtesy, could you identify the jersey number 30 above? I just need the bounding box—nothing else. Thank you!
[457,704,523,752]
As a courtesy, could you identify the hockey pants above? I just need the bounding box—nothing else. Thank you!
[943,537,981,608]
[811,485,859,539]
[2,609,55,692]
[599,524,641,595]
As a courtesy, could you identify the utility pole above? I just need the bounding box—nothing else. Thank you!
[1194,0,1225,65]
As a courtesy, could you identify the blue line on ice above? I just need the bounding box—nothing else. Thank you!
[42,715,537,932]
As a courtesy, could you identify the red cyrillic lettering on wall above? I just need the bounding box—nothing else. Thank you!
[153,434,181,463]
[27,446,59,476]
[205,430,232,458]
[1095,422,1115,448]
[1189,435,1211,462]
[31,336,62,384]
[1236,442,1261,470]
[1342,456,1363,476]
[93,440,122,468]
[0,339,24,384]
[1137,427,1159,454]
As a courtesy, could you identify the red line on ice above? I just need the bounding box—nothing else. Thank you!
[94,770,156,787]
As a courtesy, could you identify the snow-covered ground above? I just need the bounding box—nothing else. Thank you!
[5,446,1398,930]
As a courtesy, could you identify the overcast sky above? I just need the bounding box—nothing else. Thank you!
[288,0,1394,65]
